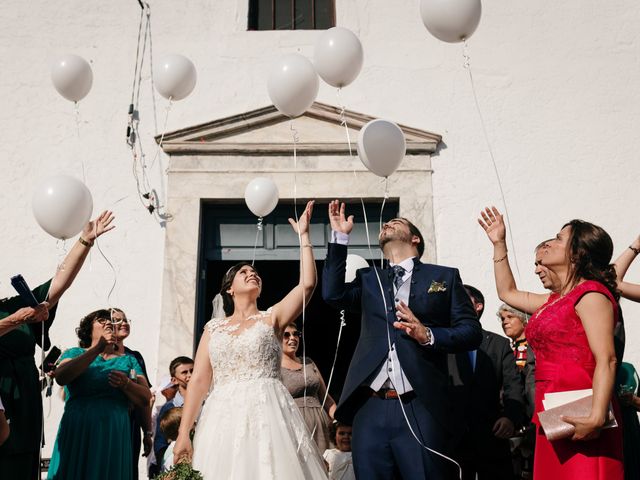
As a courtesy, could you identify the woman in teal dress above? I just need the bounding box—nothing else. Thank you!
[0,210,115,480]
[47,309,151,480]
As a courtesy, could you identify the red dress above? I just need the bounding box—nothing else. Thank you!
[525,280,624,480]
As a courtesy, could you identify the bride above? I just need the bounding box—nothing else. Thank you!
[173,201,327,479]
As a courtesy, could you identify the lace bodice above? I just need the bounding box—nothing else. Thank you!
[205,312,282,387]
[526,280,618,368]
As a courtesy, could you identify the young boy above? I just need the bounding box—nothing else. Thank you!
[159,407,183,472]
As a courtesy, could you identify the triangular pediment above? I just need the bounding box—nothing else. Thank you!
[158,102,441,155]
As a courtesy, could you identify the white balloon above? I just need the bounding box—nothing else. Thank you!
[51,54,93,102]
[32,176,93,240]
[420,0,482,43]
[357,119,406,178]
[314,27,364,88]
[154,54,197,101]
[244,178,279,218]
[345,254,369,283]
[267,53,319,118]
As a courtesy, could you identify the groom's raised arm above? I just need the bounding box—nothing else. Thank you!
[322,242,362,313]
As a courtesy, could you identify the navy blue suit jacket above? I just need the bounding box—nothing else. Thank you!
[322,243,482,428]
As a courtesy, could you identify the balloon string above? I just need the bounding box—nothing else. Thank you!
[93,222,118,309]
[463,40,520,282]
[73,102,87,184]
[289,118,308,419]
[309,308,346,441]
[321,310,346,408]
[251,217,263,266]
[149,98,171,171]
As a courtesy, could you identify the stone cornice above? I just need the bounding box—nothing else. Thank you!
[156,102,441,156]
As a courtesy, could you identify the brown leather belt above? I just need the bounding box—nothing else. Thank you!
[370,388,416,401]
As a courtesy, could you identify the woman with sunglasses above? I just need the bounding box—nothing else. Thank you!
[47,309,151,480]
[173,201,328,479]
[281,323,336,452]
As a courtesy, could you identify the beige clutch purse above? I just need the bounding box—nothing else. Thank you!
[538,393,617,441]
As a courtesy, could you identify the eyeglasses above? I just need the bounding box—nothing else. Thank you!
[283,331,302,339]
[96,317,130,326]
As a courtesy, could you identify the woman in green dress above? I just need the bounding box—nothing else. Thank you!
[0,210,115,480]
[47,309,151,480]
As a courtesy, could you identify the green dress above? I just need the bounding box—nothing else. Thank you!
[47,348,144,480]
[0,280,57,480]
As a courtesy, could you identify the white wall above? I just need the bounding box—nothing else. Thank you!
[2,0,639,469]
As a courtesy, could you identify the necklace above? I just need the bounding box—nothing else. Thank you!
[533,290,568,318]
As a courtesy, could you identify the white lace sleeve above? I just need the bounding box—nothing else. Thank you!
[205,317,224,334]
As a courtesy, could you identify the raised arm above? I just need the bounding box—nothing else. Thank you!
[478,207,548,314]
[614,236,640,301]
[272,201,317,331]
[321,200,363,312]
[48,211,115,307]
[55,336,113,386]
[173,328,214,464]
[563,292,617,440]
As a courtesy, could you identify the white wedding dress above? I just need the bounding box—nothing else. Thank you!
[192,313,328,479]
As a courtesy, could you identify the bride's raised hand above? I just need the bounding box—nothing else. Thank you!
[478,206,507,245]
[288,200,314,235]
[173,434,193,465]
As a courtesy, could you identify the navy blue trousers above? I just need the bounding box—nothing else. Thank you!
[351,394,458,480]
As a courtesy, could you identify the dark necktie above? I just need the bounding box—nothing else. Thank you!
[392,265,406,290]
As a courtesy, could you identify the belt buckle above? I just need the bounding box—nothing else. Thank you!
[384,389,399,399]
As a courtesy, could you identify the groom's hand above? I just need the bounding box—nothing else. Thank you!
[393,301,431,345]
[328,199,354,235]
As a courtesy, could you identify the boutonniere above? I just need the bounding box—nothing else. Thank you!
[428,280,447,293]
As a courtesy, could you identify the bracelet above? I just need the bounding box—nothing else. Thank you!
[629,246,640,255]
[493,253,508,263]
[302,244,313,248]
[78,237,94,248]
[144,431,153,437]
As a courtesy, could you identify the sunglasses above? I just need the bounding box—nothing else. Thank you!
[283,331,302,339]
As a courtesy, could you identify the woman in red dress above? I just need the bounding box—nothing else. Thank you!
[478,207,623,480]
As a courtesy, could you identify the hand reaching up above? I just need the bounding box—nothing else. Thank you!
[82,210,115,243]
[328,200,354,235]
[478,206,507,245]
[288,200,314,235]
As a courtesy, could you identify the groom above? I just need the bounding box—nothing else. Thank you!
[322,200,482,479]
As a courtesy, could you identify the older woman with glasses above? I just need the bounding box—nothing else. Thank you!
[281,322,336,452]
[47,309,151,480]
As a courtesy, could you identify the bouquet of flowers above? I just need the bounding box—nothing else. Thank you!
[154,462,203,480]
